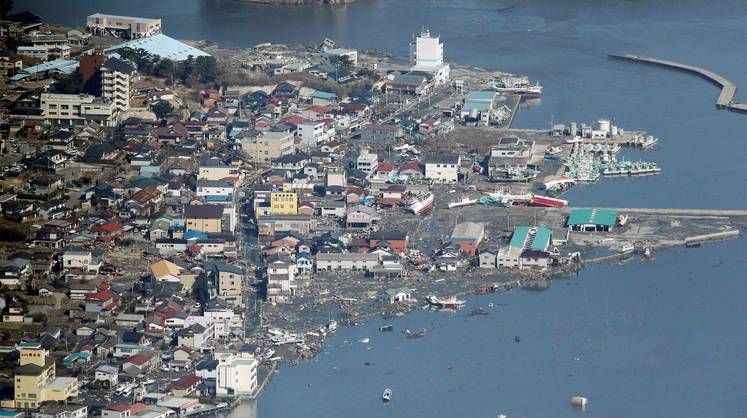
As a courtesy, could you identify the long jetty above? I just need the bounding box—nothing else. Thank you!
[608,54,747,113]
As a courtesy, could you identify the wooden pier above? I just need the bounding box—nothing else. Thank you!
[608,54,747,113]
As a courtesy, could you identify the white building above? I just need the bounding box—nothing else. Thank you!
[425,153,460,184]
[298,121,335,149]
[61,248,102,274]
[356,148,378,174]
[216,352,258,397]
[196,179,235,198]
[409,29,450,85]
[40,93,116,127]
[100,57,135,115]
[86,13,162,39]
[324,48,358,67]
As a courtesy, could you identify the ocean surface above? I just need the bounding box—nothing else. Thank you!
[16,0,747,416]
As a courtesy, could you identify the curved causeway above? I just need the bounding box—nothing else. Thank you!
[608,54,747,113]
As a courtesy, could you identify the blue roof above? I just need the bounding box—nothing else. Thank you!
[530,227,552,251]
[184,230,208,240]
[18,46,47,52]
[206,195,233,202]
[509,226,530,248]
[106,33,210,62]
[11,59,79,81]
[465,90,496,102]
[311,91,337,100]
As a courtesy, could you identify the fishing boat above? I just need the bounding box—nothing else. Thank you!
[426,295,466,308]
[484,189,533,206]
[407,192,434,216]
[382,388,392,402]
[489,76,543,96]
[542,176,576,193]
[448,196,478,209]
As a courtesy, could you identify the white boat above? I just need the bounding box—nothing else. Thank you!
[621,245,635,254]
[408,193,434,216]
[490,76,543,96]
[564,135,584,144]
[426,295,466,308]
[327,319,338,331]
[448,197,478,209]
[382,388,392,402]
[359,337,370,344]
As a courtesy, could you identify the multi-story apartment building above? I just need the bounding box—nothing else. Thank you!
[100,57,135,114]
[270,191,298,215]
[7,342,79,410]
[240,131,295,164]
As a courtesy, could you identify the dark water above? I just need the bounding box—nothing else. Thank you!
[17,1,747,416]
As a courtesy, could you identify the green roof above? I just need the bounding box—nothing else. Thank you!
[567,208,618,227]
[509,226,530,248]
[385,287,410,297]
[530,227,552,251]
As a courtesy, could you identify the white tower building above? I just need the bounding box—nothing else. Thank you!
[409,29,450,85]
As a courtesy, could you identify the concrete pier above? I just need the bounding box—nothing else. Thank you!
[608,54,747,113]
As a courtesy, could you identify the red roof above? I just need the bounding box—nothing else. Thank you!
[92,221,123,234]
[85,290,115,302]
[279,115,306,126]
[378,197,401,206]
[398,161,424,172]
[376,162,396,172]
[125,354,151,366]
[171,373,201,390]
[307,105,327,114]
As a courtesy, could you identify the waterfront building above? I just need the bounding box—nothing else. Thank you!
[86,13,162,39]
[566,208,619,232]
[448,222,485,256]
[409,29,450,85]
[216,352,259,397]
[494,226,554,270]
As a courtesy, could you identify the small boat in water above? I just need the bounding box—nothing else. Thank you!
[382,387,393,402]
[426,295,466,309]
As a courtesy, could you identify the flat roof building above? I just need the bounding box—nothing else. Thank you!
[87,13,162,39]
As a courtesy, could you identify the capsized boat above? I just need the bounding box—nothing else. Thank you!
[382,387,392,402]
[530,194,568,208]
[448,196,478,209]
[408,192,434,216]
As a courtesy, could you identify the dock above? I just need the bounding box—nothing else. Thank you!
[608,54,747,113]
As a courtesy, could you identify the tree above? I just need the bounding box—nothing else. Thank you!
[152,100,173,119]
[0,0,13,20]
[329,55,353,71]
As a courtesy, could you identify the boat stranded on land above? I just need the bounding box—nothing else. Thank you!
[408,192,434,216]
